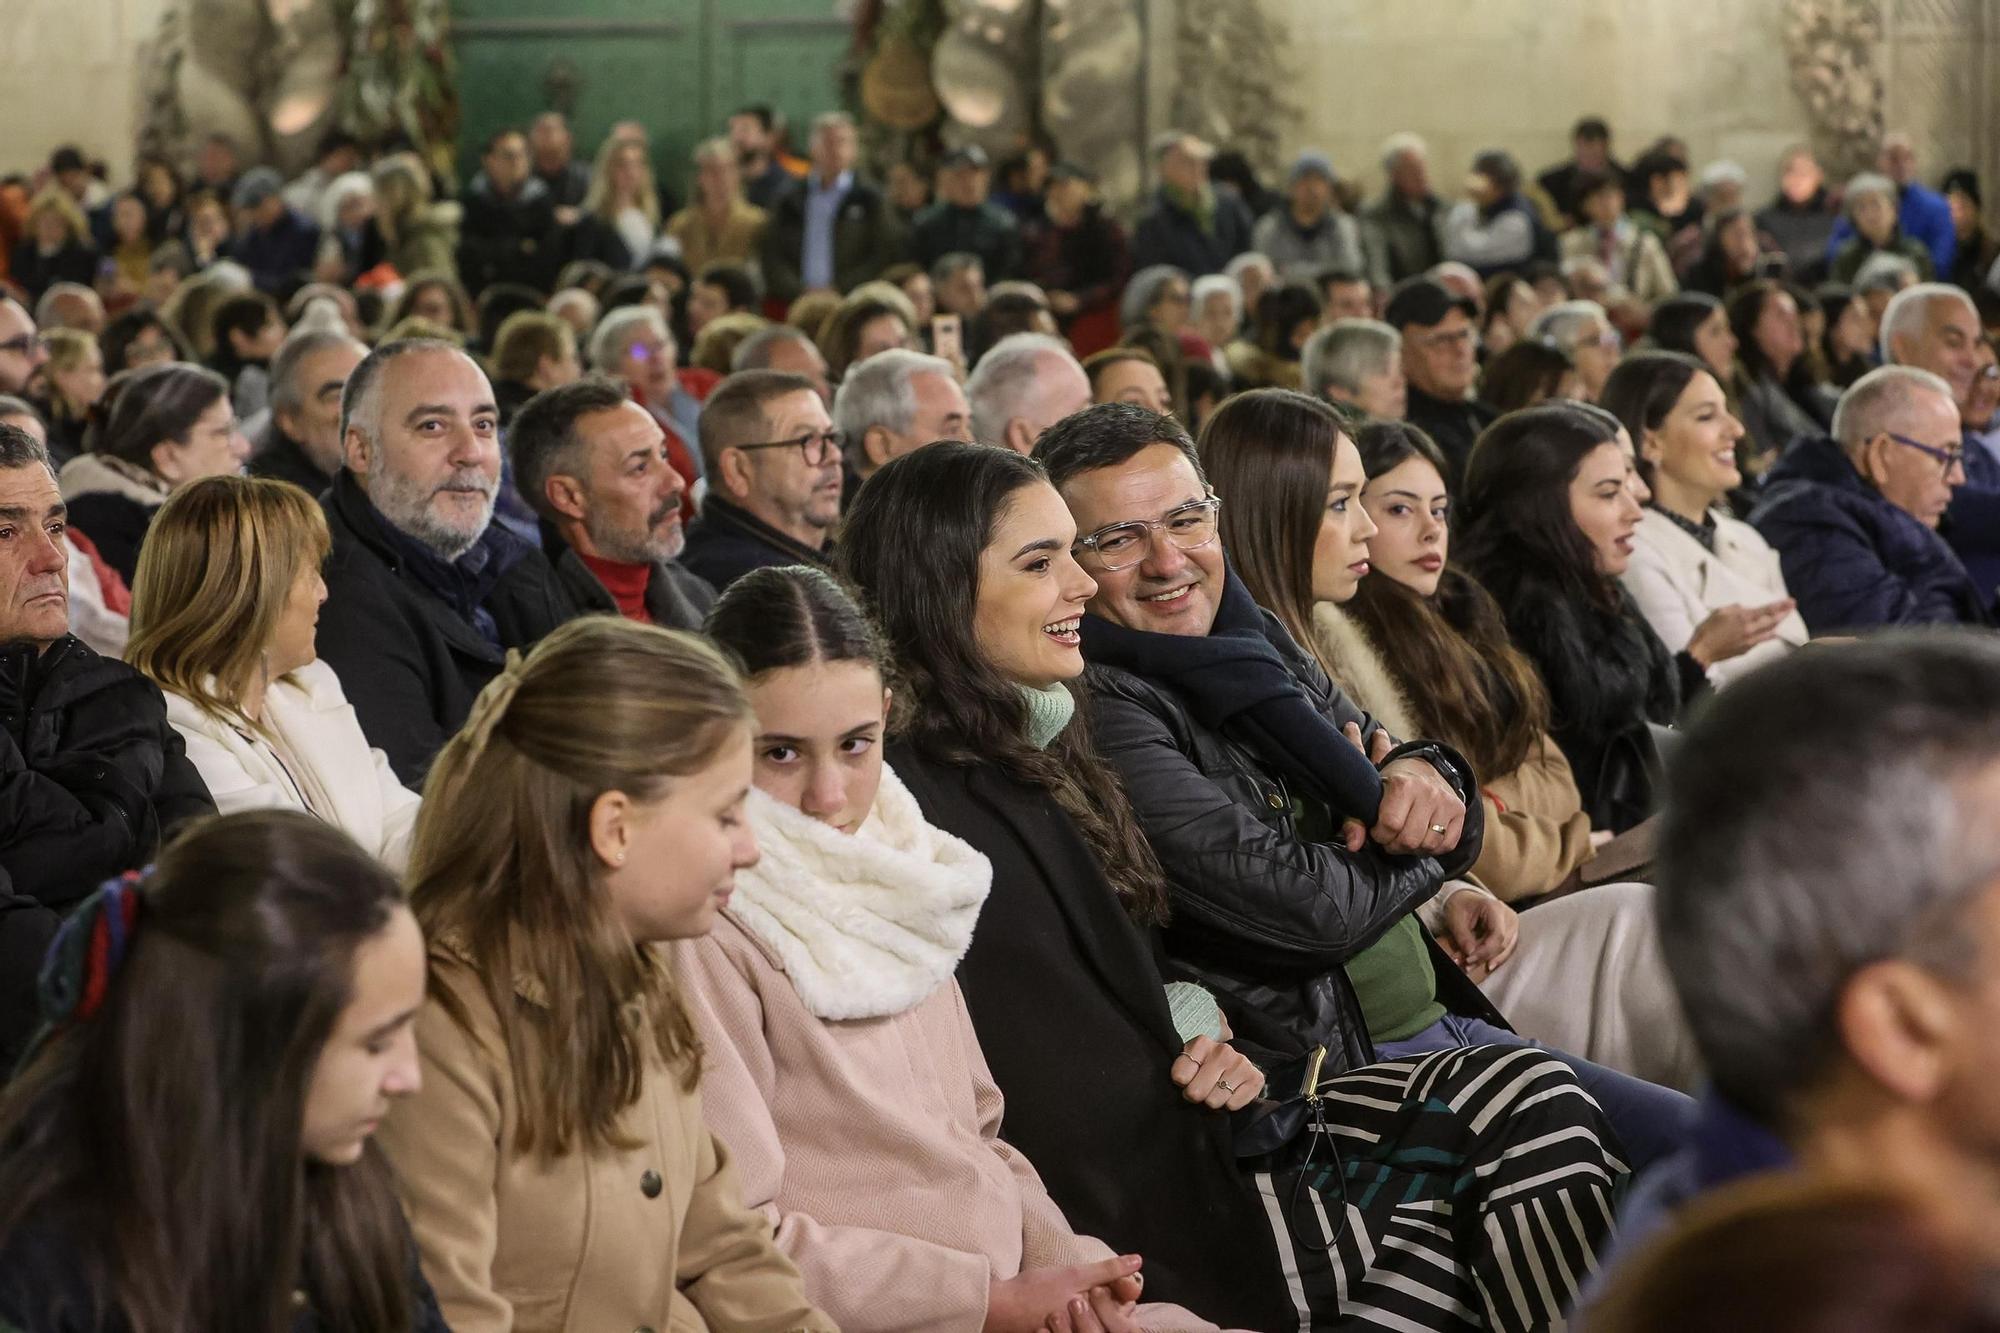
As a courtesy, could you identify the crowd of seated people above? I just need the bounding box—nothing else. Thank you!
[2,104,2000,1331]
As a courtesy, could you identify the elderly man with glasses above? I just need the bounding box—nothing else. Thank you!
[1752,365,1988,630]
[680,369,842,592]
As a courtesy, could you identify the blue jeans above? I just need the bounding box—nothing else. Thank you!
[1375,1013,1696,1171]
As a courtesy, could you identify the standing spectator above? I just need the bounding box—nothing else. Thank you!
[1386,277,1493,487]
[1361,132,1450,287]
[1537,115,1627,226]
[759,113,903,303]
[10,188,98,303]
[1444,149,1551,278]
[1756,144,1839,283]
[910,145,1023,280]
[313,339,572,783]
[1832,173,1937,284]
[1023,161,1131,355]
[680,370,841,591]
[509,376,716,631]
[884,159,931,225]
[1561,171,1678,304]
[1825,133,1958,277]
[1942,170,1998,294]
[61,363,250,582]
[527,111,591,218]
[665,137,769,276]
[731,104,804,211]
[457,127,557,296]
[1130,132,1254,277]
[225,168,321,298]
[1251,151,1366,283]
[568,135,662,272]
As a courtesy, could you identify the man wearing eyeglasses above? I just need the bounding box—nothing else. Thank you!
[1752,365,1987,631]
[1034,402,1694,1177]
[0,301,49,398]
[1880,284,2000,604]
[680,369,841,593]
[1383,278,1493,491]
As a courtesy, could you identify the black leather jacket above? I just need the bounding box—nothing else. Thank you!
[1084,618,1496,1077]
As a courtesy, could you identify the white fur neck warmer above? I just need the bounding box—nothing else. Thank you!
[731,765,992,1020]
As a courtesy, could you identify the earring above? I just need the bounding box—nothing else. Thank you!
[615,851,627,865]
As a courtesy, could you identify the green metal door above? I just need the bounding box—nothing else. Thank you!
[450,0,849,203]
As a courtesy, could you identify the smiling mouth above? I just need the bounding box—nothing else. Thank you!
[1043,616,1081,646]
[1138,583,1196,607]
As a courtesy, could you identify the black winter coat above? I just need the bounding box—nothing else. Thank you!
[1479,570,1693,833]
[541,523,716,631]
[891,741,1295,1333]
[757,176,906,303]
[679,496,831,595]
[314,471,574,786]
[0,869,57,1074]
[1130,188,1255,277]
[457,173,558,295]
[0,636,213,912]
[1085,628,1495,1076]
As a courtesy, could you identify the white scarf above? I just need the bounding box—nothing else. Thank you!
[731,765,992,1020]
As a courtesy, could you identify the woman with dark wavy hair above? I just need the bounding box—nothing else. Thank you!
[0,810,447,1332]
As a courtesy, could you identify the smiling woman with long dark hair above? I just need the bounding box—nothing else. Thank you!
[0,810,445,1332]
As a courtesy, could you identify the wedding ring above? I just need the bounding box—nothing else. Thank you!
[1429,823,1449,835]
[1217,1080,1237,1094]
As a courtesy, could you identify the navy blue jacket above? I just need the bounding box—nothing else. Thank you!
[1945,432,2000,608]
[1130,187,1255,277]
[1749,434,1987,632]
[227,208,322,297]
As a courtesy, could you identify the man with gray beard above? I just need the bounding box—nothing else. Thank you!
[507,375,716,631]
[316,338,572,784]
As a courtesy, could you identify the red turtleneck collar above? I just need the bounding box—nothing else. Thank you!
[577,552,653,623]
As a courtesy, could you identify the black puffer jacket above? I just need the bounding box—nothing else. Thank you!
[1480,569,1698,833]
[0,635,214,912]
[1085,612,1494,1077]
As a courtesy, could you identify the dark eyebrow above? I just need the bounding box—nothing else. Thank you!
[1013,537,1063,559]
[1378,489,1430,501]
[0,502,64,522]
[623,446,656,464]
[402,401,499,424]
[365,1007,420,1044]
[314,378,347,399]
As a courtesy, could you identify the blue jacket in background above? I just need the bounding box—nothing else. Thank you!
[1748,434,1987,632]
[1824,180,1957,275]
[1946,431,2000,607]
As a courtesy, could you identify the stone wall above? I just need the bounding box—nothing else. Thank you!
[0,0,169,179]
[1264,0,1820,207]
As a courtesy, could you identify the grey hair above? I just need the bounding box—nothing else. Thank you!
[1530,299,1610,352]
[0,419,52,476]
[1658,631,2000,1123]
[1224,251,1276,285]
[831,347,952,449]
[338,337,471,451]
[1190,274,1242,330]
[928,251,983,288]
[1697,160,1747,193]
[1831,364,1956,453]
[1379,132,1428,173]
[731,324,819,373]
[588,304,669,371]
[269,328,367,417]
[1853,252,1922,295]
[1120,264,1188,330]
[1302,318,1400,399]
[1844,171,1898,213]
[33,282,102,330]
[1879,282,1976,363]
[965,332,1078,445]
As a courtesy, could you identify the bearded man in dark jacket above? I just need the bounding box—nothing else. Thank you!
[0,421,215,1065]
[1037,402,1693,1169]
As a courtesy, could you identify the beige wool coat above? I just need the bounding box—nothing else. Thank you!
[676,774,1219,1332]
[1621,505,1809,690]
[378,936,836,1333]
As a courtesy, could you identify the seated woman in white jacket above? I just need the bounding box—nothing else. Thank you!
[684,566,1223,1333]
[1602,351,1809,688]
[126,475,420,870]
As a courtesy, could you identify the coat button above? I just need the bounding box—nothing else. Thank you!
[639,1168,662,1198]
[1267,790,1284,810]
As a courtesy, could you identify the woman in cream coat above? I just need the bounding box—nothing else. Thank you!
[1603,351,1809,689]
[691,566,1221,1333]
[126,475,420,869]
